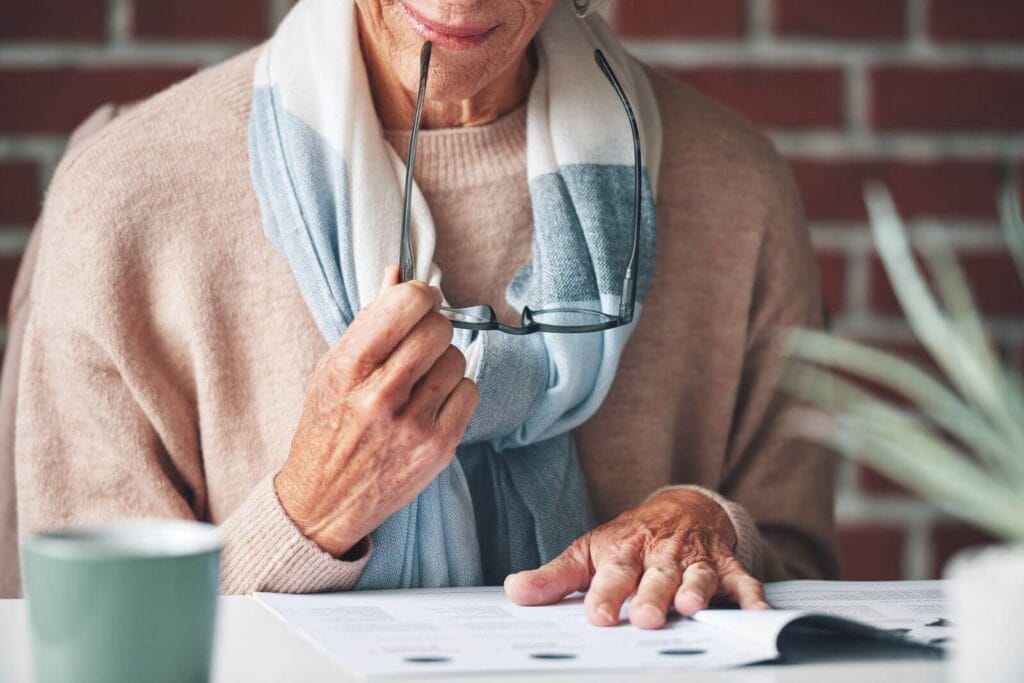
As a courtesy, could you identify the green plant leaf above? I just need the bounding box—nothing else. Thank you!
[784,328,1024,483]
[865,183,1024,458]
[999,166,1024,282]
[784,363,1024,541]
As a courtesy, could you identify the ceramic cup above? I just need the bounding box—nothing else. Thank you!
[21,520,222,683]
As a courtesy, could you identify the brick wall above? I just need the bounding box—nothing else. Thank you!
[2,0,1022,580]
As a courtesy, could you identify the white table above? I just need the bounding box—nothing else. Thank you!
[0,597,946,682]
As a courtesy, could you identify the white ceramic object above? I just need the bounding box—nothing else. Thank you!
[945,543,1024,683]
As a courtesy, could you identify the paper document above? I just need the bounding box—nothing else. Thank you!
[255,581,948,678]
[255,587,777,676]
[765,580,951,646]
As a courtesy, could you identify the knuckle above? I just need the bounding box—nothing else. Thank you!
[378,361,421,404]
[603,558,640,578]
[349,393,379,422]
[402,280,434,306]
[686,561,717,583]
[644,563,681,583]
[426,314,455,350]
[406,314,451,358]
[372,369,405,402]
[697,561,719,577]
[682,541,714,567]
[608,531,646,559]
[716,555,746,576]
[352,384,390,416]
[651,532,686,559]
[343,343,378,374]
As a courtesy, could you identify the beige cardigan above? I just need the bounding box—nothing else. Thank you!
[2,47,837,596]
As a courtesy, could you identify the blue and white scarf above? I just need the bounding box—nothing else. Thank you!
[249,0,662,589]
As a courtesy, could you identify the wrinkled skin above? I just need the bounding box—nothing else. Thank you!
[355,0,556,128]
[504,488,769,628]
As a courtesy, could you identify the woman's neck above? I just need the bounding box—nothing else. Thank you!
[357,8,535,131]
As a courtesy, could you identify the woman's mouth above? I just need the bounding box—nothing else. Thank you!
[398,2,499,50]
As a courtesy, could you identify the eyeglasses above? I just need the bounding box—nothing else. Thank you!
[399,42,643,335]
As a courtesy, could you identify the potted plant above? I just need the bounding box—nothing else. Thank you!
[782,172,1024,682]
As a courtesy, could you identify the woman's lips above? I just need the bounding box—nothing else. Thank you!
[398,2,499,50]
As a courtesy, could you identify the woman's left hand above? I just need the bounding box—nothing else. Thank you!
[503,488,769,629]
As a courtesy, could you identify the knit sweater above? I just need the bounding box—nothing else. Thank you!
[7,46,837,595]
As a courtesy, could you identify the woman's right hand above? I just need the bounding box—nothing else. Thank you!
[274,265,479,558]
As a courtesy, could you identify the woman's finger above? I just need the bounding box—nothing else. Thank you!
[344,280,443,371]
[377,312,453,405]
[504,542,592,606]
[583,555,643,627]
[405,345,466,421]
[674,561,719,617]
[717,559,770,610]
[629,561,683,629]
[380,264,400,290]
[434,377,479,440]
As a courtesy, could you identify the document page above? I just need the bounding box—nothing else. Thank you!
[765,580,951,646]
[255,587,778,677]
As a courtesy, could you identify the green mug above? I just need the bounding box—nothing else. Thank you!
[21,520,222,683]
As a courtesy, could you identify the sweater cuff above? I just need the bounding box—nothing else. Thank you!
[219,476,371,594]
[649,485,768,578]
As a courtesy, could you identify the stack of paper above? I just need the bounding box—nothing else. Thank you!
[255,580,948,677]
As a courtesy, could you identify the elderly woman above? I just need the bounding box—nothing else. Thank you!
[7,0,836,628]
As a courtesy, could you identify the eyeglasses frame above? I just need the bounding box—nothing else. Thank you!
[399,41,643,335]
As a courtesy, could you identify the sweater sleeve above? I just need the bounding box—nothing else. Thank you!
[13,125,369,595]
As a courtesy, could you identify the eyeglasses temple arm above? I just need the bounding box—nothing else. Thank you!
[594,49,642,324]
[400,42,432,283]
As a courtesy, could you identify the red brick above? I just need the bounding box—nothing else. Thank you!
[930,0,1024,43]
[0,0,107,42]
[612,0,744,39]
[790,159,1008,223]
[774,0,905,40]
[859,465,913,496]
[815,250,846,317]
[931,523,997,577]
[0,255,23,319]
[132,0,270,41]
[868,250,1024,316]
[670,67,844,128]
[0,161,40,224]
[871,67,1024,132]
[0,66,195,134]
[838,523,905,580]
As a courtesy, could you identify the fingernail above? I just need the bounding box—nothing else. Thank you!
[635,603,663,625]
[753,601,771,610]
[596,605,616,624]
[677,591,705,614]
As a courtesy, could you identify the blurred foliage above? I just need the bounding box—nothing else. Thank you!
[784,171,1024,542]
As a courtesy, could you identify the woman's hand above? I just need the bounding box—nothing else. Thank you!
[274,265,479,558]
[504,488,769,628]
